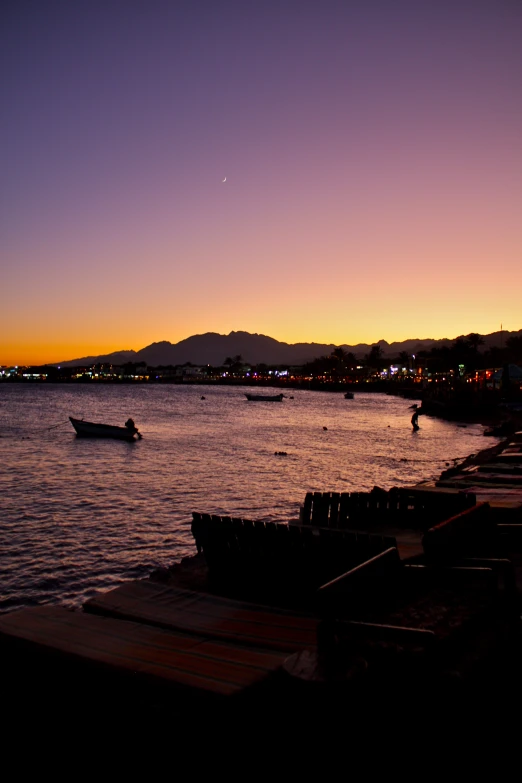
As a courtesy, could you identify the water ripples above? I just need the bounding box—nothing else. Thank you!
[0,383,495,611]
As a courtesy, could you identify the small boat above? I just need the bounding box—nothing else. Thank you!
[245,393,284,402]
[69,417,141,441]
[344,391,354,399]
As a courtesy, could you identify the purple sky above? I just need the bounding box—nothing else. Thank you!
[2,0,521,364]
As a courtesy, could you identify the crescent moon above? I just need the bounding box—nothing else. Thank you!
[222,177,227,183]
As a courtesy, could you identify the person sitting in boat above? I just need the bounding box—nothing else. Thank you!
[125,418,136,431]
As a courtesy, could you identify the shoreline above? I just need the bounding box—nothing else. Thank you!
[157,429,522,594]
[437,437,514,479]
[1,422,521,727]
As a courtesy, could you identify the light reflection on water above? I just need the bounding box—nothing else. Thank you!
[0,384,494,612]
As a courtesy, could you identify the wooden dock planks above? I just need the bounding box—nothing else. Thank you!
[0,605,288,699]
[299,488,477,530]
[84,580,318,652]
[192,511,399,588]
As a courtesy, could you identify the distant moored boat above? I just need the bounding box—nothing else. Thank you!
[245,393,285,402]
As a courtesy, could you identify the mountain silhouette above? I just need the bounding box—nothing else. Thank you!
[56,328,520,368]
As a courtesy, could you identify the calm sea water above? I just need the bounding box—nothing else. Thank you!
[0,383,495,613]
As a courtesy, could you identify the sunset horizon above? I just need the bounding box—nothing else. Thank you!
[3,2,521,367]
[2,323,521,368]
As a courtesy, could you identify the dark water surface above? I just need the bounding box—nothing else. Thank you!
[0,384,494,612]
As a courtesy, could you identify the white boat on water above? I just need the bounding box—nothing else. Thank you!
[69,417,141,440]
[245,393,284,402]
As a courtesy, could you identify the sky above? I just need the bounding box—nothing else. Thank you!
[2,0,521,365]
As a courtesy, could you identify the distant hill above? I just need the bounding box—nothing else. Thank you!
[57,349,137,367]
[56,328,521,368]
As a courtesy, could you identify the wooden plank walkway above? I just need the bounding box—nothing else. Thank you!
[0,605,288,700]
[430,437,522,507]
[298,488,476,529]
[85,580,318,652]
[191,512,398,591]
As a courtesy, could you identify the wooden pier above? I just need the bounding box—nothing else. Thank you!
[2,439,522,727]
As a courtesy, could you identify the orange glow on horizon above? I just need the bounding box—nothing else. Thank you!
[3,314,520,368]
[2,4,521,367]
